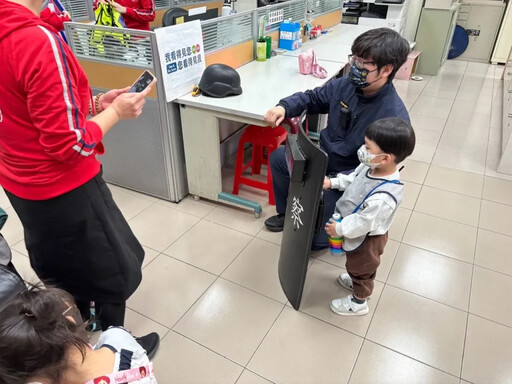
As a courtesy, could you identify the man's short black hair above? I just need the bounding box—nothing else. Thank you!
[366,117,415,164]
[351,28,410,80]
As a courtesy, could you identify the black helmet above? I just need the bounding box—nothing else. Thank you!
[198,64,243,98]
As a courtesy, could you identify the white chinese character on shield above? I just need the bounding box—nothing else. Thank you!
[291,196,304,230]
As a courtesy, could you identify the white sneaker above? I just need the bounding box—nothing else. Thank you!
[336,274,372,299]
[337,273,353,291]
[330,295,369,316]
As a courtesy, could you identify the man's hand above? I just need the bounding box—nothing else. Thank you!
[264,106,286,127]
[109,0,127,13]
[324,219,339,238]
[323,176,331,189]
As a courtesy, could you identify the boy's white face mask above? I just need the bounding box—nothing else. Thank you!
[357,144,385,169]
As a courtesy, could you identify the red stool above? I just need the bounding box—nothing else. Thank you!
[232,125,288,205]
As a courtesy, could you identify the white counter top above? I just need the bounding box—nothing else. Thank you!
[176,54,344,120]
[281,24,374,62]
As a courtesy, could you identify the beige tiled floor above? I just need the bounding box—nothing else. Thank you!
[6,60,512,383]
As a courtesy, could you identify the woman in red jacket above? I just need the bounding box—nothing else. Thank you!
[96,0,155,31]
[0,0,158,354]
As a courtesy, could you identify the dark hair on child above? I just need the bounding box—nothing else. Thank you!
[365,117,415,164]
[0,285,89,384]
[351,28,410,80]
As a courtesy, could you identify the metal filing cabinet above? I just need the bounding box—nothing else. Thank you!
[492,0,512,63]
[415,4,459,75]
[498,48,512,174]
[456,0,506,62]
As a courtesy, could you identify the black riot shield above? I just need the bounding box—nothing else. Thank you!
[278,113,328,310]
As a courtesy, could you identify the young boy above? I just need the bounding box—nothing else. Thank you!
[324,117,415,316]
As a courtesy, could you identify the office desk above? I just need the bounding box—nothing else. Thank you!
[177,55,343,216]
[281,24,374,63]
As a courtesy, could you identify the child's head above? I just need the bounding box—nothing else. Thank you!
[0,286,89,384]
[358,118,415,168]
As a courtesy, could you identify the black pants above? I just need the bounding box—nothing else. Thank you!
[77,300,126,328]
[269,146,345,249]
[5,171,144,327]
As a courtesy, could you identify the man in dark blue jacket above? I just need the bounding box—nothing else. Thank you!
[264,28,410,249]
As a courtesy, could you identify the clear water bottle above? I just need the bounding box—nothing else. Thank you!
[328,213,344,257]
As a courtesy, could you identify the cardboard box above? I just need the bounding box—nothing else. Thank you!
[395,50,421,80]
[279,21,302,51]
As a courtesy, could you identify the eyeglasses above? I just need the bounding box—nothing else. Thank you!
[348,54,375,69]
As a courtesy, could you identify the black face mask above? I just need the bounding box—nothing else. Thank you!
[348,63,378,89]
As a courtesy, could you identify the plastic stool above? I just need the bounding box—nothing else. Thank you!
[232,125,288,205]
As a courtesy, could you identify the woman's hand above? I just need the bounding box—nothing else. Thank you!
[264,106,286,127]
[324,219,339,238]
[109,0,127,14]
[98,87,130,112]
[110,79,156,120]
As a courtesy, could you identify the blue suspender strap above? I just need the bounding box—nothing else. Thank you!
[352,180,401,214]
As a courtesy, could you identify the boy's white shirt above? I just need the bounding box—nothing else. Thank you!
[330,163,400,238]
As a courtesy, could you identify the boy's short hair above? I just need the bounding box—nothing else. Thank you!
[351,28,410,80]
[365,118,415,164]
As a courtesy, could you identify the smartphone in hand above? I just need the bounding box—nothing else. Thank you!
[128,71,155,93]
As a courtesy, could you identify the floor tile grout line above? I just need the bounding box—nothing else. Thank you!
[400,236,512,279]
[236,368,277,384]
[124,306,172,332]
[244,304,287,370]
[217,235,262,277]
[418,183,485,201]
[169,329,248,370]
[156,221,260,276]
[459,218,480,379]
[467,311,512,330]
[154,252,219,277]
[140,251,162,271]
[167,236,264,333]
[403,75,432,112]
[346,332,366,384]
[217,275,288,306]
[157,217,204,257]
[169,272,223,331]
[406,208,512,237]
[152,198,217,219]
[201,212,266,238]
[123,199,156,223]
[362,274,389,340]
[422,62,467,206]
[383,281,468,314]
[481,68,495,177]
[364,339,462,380]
